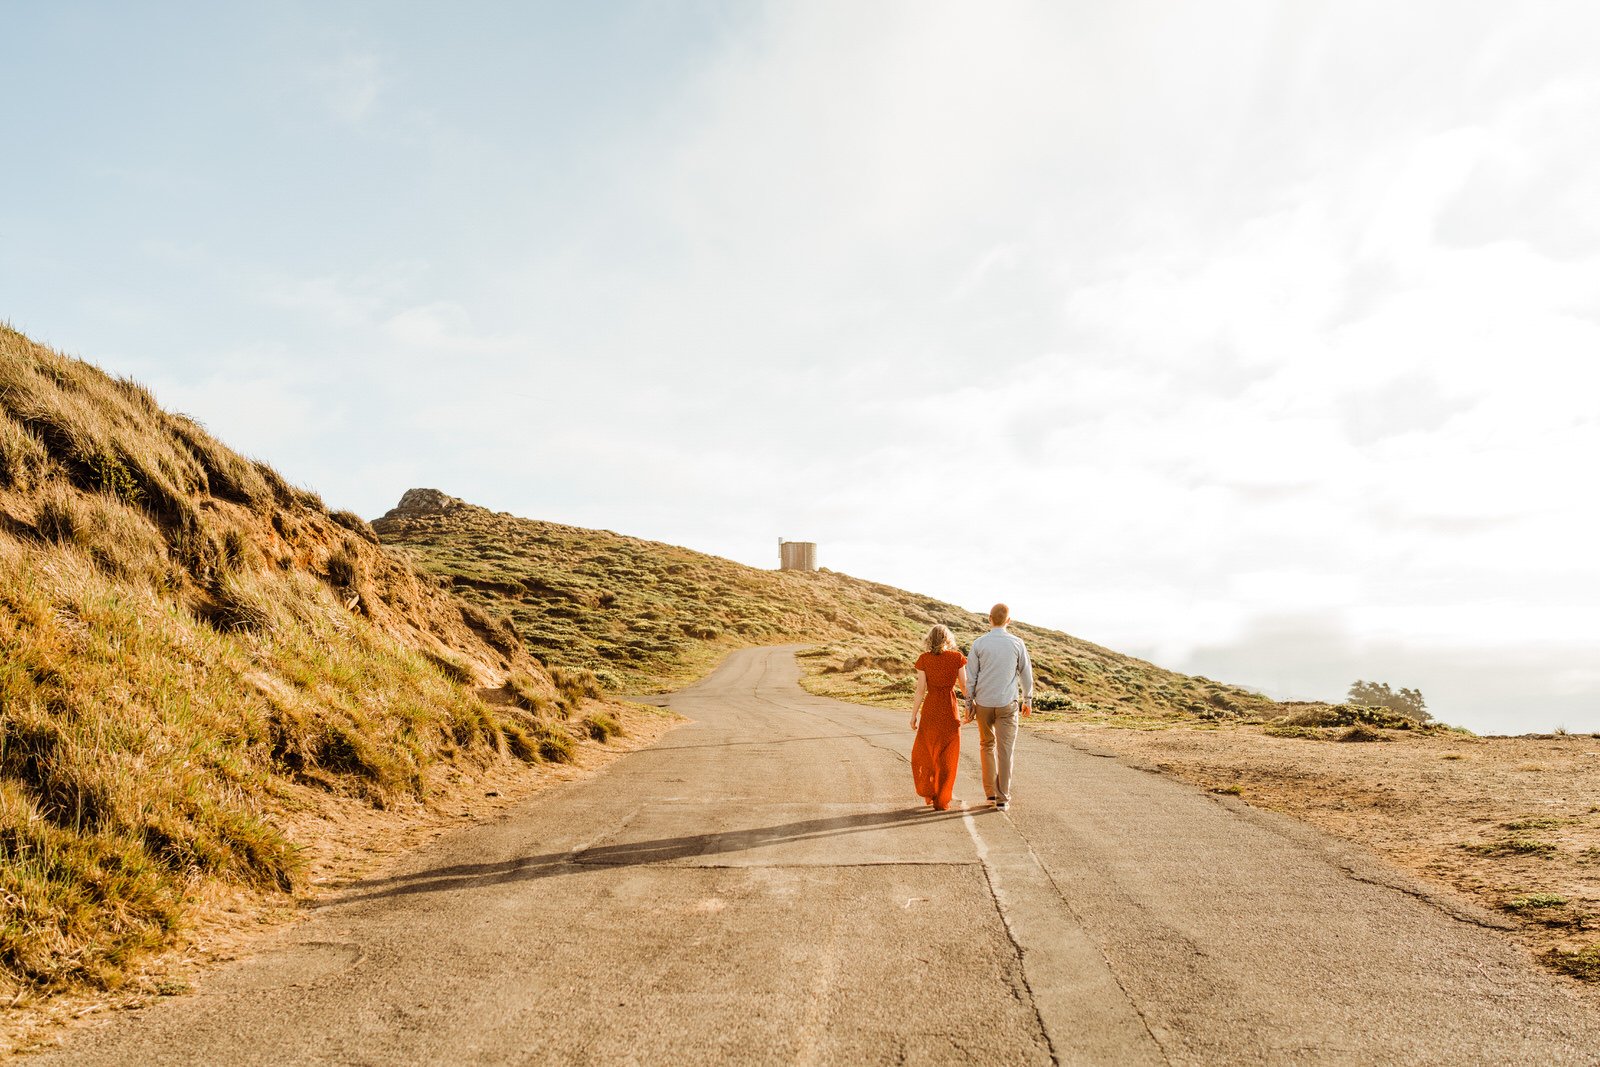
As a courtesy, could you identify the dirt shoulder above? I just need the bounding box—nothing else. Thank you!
[1033,717,1600,993]
[2,700,680,1059]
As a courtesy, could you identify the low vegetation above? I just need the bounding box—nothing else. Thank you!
[373,490,1280,721]
[0,327,599,997]
[1544,944,1600,982]
[1260,699,1457,743]
[1346,679,1431,724]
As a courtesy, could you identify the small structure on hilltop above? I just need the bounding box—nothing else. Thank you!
[779,538,817,571]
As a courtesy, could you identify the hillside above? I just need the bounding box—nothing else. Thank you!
[373,489,1281,721]
[0,327,632,998]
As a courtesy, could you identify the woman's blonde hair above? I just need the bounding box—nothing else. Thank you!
[923,624,956,654]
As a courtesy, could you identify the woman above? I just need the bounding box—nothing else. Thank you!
[910,624,970,811]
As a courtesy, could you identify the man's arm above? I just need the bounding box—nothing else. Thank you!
[966,636,982,705]
[1018,639,1034,713]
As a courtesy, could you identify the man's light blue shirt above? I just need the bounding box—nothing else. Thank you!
[967,627,1033,708]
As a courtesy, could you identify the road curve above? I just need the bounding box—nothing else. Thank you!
[34,647,1600,1065]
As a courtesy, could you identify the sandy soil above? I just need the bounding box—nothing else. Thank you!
[1035,718,1600,993]
[1,700,680,1058]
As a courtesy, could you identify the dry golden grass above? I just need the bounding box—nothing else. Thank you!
[0,326,614,997]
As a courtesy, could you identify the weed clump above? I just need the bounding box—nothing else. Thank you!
[532,721,576,763]
[551,666,604,712]
[1463,838,1559,858]
[1542,943,1600,982]
[583,712,622,742]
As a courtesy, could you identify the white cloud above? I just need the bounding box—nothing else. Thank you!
[313,50,384,124]
[382,302,525,355]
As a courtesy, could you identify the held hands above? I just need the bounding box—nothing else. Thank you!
[1021,702,1033,717]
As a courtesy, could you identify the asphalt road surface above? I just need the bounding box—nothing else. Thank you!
[38,647,1600,1065]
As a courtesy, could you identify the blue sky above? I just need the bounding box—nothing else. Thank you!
[5,1,1598,732]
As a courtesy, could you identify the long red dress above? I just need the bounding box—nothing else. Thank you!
[912,649,966,810]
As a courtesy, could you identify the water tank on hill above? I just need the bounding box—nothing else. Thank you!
[779,538,817,571]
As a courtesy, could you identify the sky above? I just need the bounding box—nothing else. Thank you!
[4,1,1597,733]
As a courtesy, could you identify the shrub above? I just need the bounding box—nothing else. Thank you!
[582,712,622,742]
[551,666,604,711]
[679,621,720,639]
[88,450,143,506]
[1347,679,1431,724]
[532,721,576,763]
[505,672,553,715]
[1338,724,1390,742]
[1271,704,1423,731]
[501,722,540,763]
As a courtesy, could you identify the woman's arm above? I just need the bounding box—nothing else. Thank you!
[910,670,927,729]
[957,666,972,723]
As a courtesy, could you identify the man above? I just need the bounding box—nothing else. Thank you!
[964,603,1033,811]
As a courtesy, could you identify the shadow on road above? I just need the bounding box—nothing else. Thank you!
[320,806,976,908]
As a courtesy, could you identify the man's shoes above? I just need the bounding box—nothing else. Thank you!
[986,796,996,806]
[995,801,1009,811]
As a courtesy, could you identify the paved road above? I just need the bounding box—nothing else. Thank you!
[37,647,1600,1065]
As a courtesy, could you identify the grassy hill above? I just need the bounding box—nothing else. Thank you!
[373,490,1282,722]
[0,327,626,996]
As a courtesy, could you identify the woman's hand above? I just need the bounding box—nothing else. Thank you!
[910,715,919,730]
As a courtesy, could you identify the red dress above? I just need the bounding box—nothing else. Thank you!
[912,649,966,810]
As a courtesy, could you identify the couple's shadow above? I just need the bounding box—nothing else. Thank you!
[321,805,976,908]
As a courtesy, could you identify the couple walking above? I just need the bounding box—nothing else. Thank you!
[910,603,1033,812]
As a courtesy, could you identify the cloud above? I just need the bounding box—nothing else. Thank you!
[312,50,384,124]
[382,302,525,355]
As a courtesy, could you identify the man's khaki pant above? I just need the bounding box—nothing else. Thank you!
[973,703,1020,803]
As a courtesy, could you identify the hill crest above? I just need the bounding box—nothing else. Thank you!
[373,488,1281,721]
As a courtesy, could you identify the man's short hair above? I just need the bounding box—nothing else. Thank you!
[989,603,1010,626]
